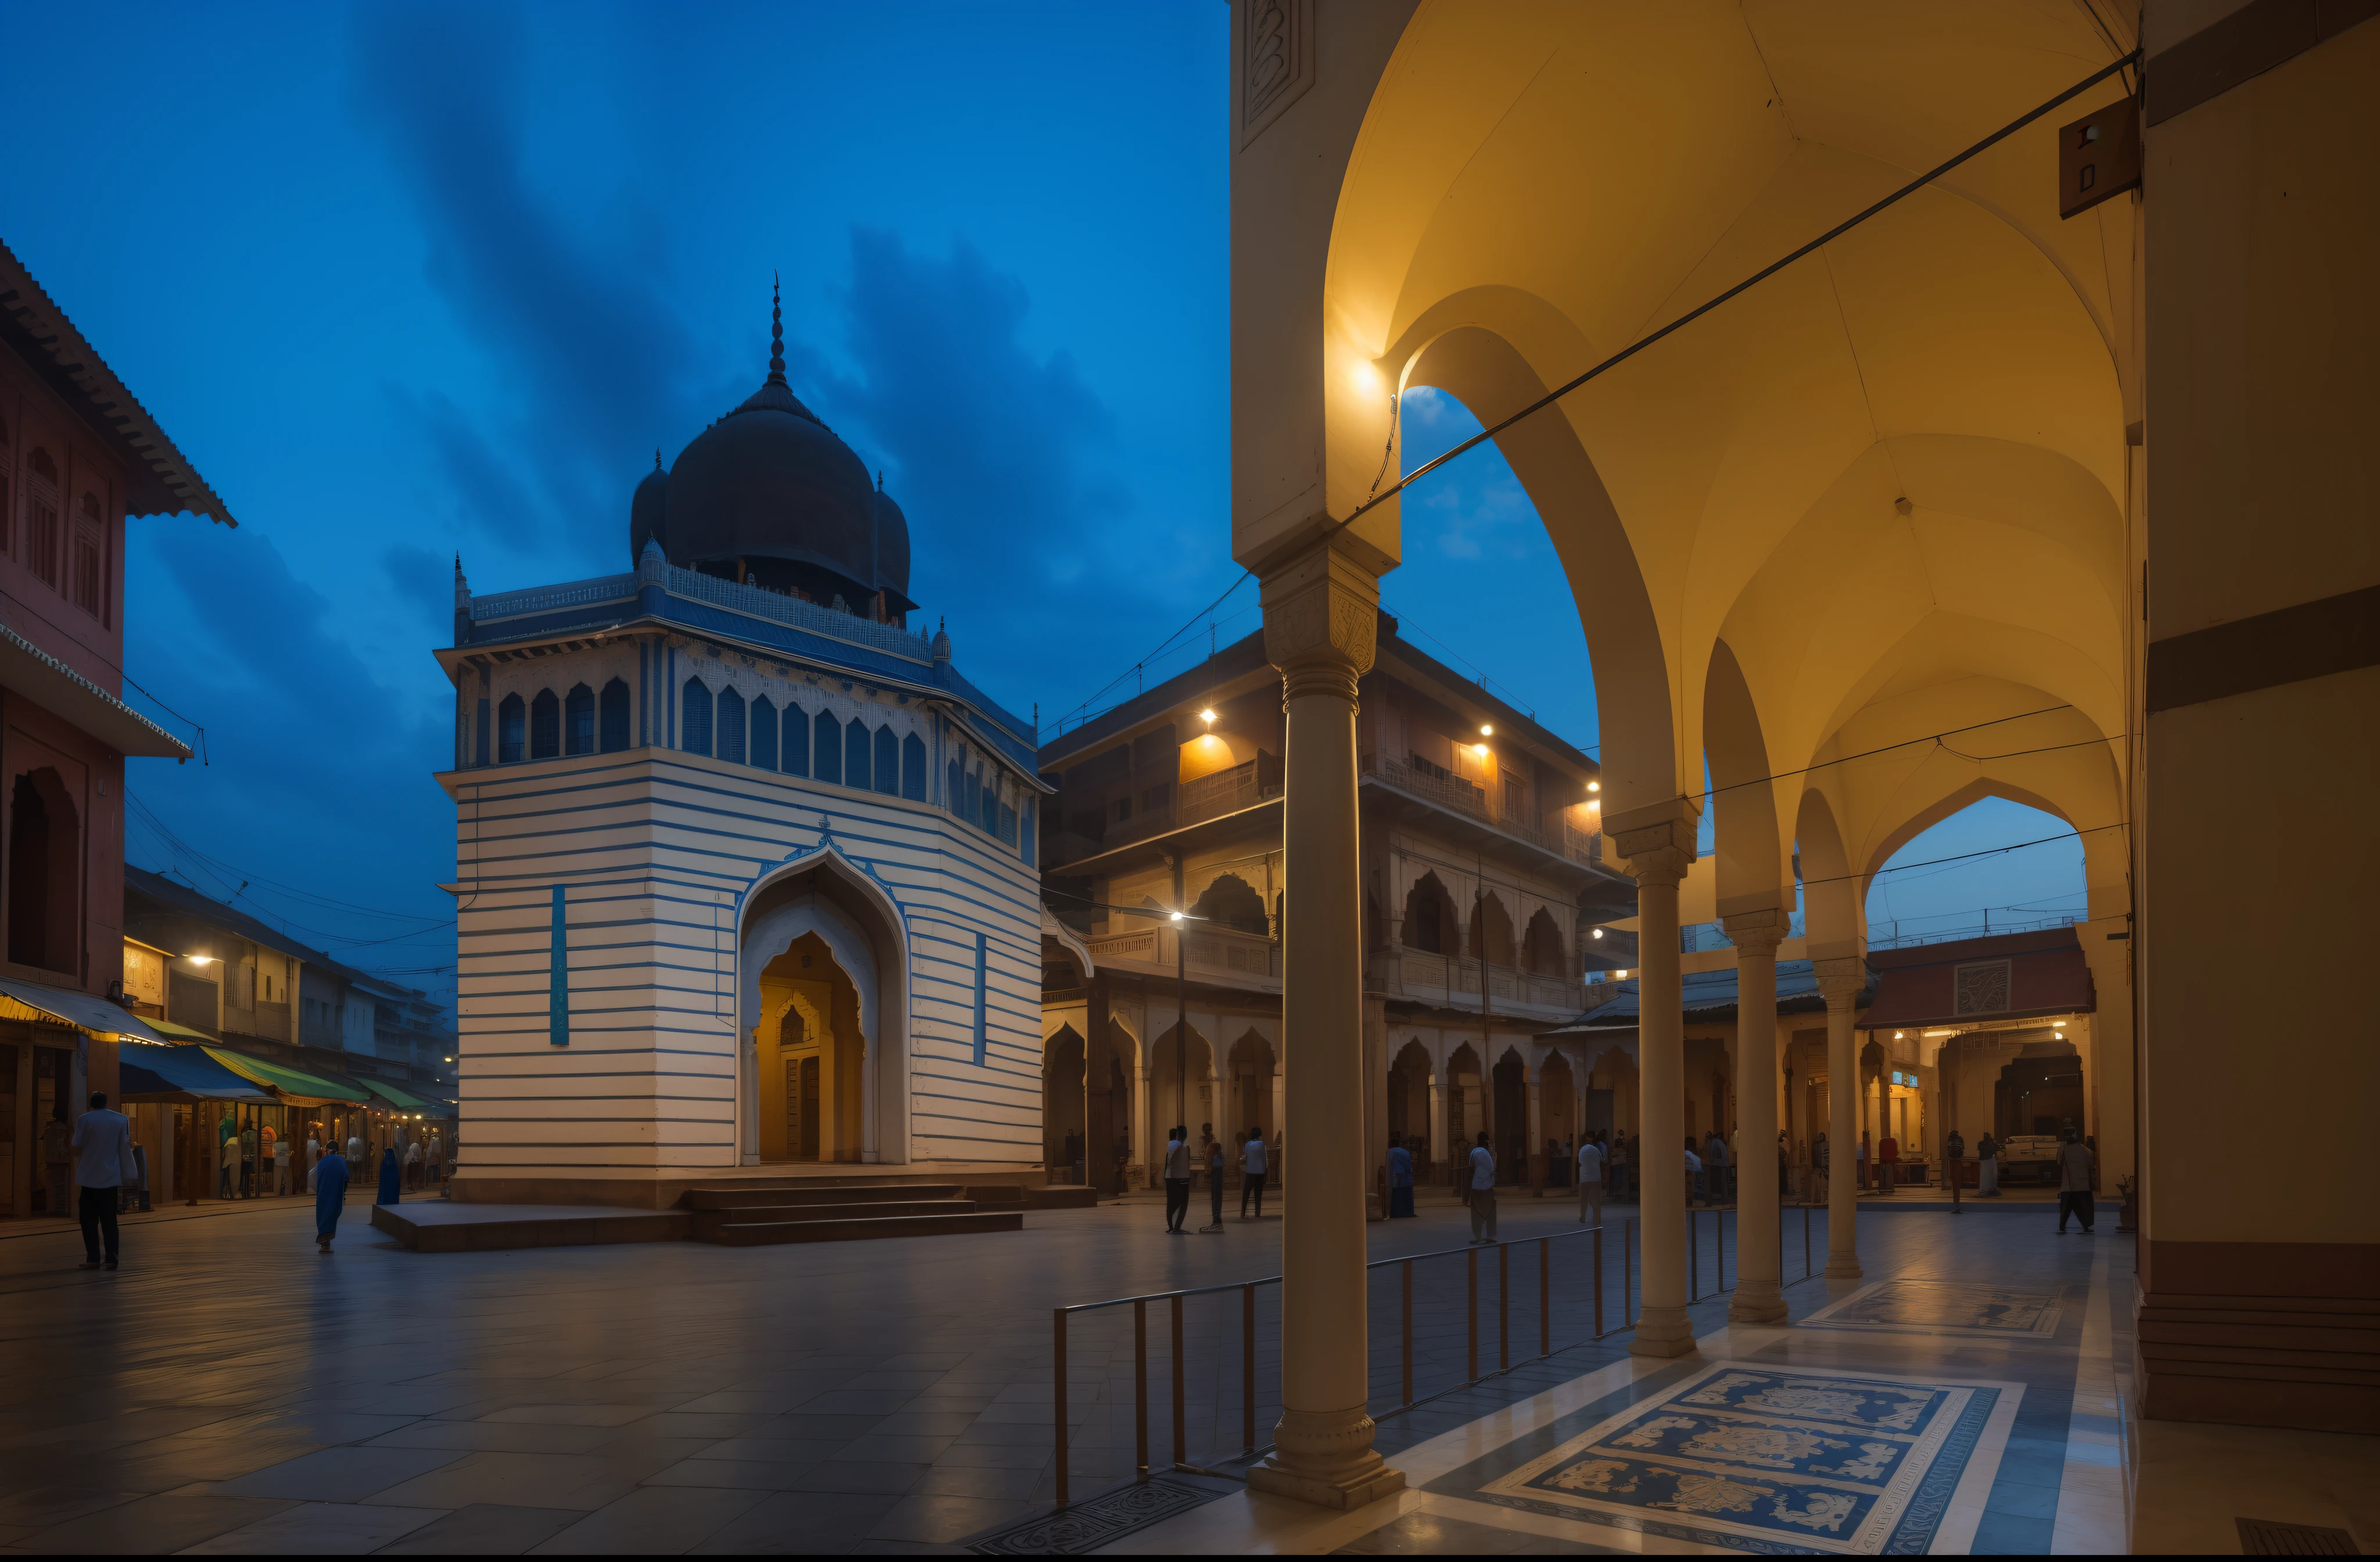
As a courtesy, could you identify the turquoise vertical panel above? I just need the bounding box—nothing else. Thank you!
[973,932,988,1067]
[549,884,569,1047]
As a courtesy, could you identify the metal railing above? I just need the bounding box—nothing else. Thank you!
[1053,1219,1645,1506]
[1355,751,1601,868]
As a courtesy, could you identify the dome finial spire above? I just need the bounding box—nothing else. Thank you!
[768,271,786,385]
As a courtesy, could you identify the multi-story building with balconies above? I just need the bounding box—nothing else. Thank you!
[1037,614,1636,1200]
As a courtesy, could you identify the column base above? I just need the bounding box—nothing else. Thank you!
[1823,1255,1864,1280]
[1248,1452,1406,1510]
[1629,1303,1699,1358]
[1727,1281,1788,1325]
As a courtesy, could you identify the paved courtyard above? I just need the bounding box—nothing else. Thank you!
[1,1190,2368,1554]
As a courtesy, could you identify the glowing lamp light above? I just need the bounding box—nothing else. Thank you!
[186,955,214,965]
[1922,1028,1956,1037]
[1615,969,1629,980]
[1479,723,1493,736]
[1590,928,1605,940]
[1587,780,1601,793]
[1170,912,1184,924]
[1894,1031,1905,1040]
[1473,743,1489,758]
[1199,708,1216,724]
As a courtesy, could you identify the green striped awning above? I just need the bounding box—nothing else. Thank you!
[202,1047,371,1105]
[358,1076,440,1112]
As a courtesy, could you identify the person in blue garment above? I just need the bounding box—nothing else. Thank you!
[377,1143,402,1205]
[1386,1134,1416,1219]
[314,1143,350,1253]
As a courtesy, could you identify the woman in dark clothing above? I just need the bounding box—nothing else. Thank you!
[377,1144,402,1205]
[314,1148,351,1253]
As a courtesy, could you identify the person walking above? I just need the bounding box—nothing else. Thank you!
[377,1143,403,1205]
[217,1116,238,1199]
[1878,1131,1899,1196]
[1608,1132,1628,1201]
[1576,1133,1605,1227]
[314,1140,351,1253]
[1683,1138,1704,1205]
[1705,1131,1730,1203]
[1162,1126,1191,1234]
[273,1132,292,1196]
[1977,1131,2001,1196]
[404,1137,423,1192]
[346,1130,364,1164]
[1241,1127,1269,1219]
[1467,1131,1499,1244]
[2055,1130,2097,1233]
[1201,1135,1226,1233]
[239,1123,259,1199]
[70,1092,137,1272]
[1386,1134,1416,1219]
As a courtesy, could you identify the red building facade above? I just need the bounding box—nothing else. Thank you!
[0,241,231,1217]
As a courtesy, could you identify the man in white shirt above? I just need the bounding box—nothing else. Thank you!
[1576,1135,1605,1227]
[1163,1126,1191,1234]
[1239,1128,1268,1220]
[274,1134,292,1195]
[1468,1131,1499,1244]
[70,1092,137,1271]
[347,1134,364,1165]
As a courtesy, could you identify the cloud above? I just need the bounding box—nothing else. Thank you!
[811,229,1161,699]
[347,1,705,564]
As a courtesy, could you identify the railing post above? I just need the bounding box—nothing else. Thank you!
[1170,1293,1185,1470]
[1053,1309,1069,1508]
[1467,1245,1479,1382]
[1401,1260,1414,1406]
[1498,1241,1511,1371]
[1539,1236,1551,1357]
[1134,1298,1149,1481]
[1242,1282,1257,1454]
[1593,1225,1605,1337]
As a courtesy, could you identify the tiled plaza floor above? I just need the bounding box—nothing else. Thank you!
[2,1191,2368,1554]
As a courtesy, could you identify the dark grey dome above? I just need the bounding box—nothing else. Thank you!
[665,376,879,587]
[872,479,911,596]
[629,454,669,565]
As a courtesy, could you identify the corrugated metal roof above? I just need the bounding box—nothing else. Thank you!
[1538,959,1873,1037]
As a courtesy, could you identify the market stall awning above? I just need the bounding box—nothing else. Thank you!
[202,1047,371,1105]
[0,976,170,1042]
[119,1045,271,1103]
[359,1076,446,1113]
[146,1018,217,1043]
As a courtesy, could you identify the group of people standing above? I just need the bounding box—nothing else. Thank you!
[1160,1124,1271,1234]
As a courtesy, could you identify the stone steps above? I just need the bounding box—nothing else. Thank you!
[680,1179,1027,1245]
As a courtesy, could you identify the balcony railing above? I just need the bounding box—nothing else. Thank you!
[1374,949,1582,1012]
[1178,753,1283,827]
[1084,922,1281,983]
[1357,752,1602,868]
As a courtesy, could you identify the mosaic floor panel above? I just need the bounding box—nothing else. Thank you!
[1450,1362,2020,1554]
[1795,1280,2064,1341]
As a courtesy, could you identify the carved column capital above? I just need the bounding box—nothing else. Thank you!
[1812,956,1868,1012]
[1722,909,1790,959]
[1606,797,1701,889]
[1262,540,1379,705]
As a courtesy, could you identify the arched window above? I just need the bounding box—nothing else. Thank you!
[751,697,779,771]
[72,493,103,619]
[1403,873,1457,954]
[564,684,595,755]
[1192,873,1268,934]
[681,678,713,755]
[782,702,811,775]
[812,711,841,783]
[497,694,525,762]
[901,733,927,801]
[845,721,872,790]
[6,770,78,973]
[718,687,747,765]
[872,726,898,796]
[529,689,560,759]
[598,679,631,751]
[24,449,59,588]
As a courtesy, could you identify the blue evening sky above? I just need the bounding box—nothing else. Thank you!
[0,4,2077,1004]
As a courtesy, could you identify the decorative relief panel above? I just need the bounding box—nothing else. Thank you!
[1953,959,2013,1015]
[1239,0,1316,148]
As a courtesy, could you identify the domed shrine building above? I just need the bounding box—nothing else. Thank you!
[433,301,1045,1203]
